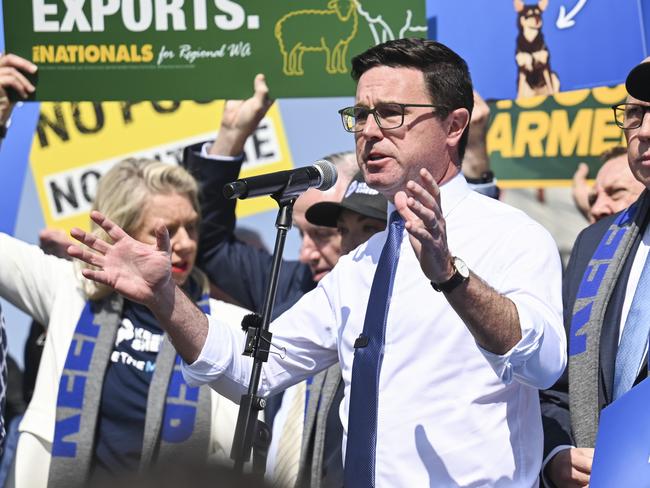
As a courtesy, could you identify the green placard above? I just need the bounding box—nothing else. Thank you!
[3,0,426,101]
[487,85,628,185]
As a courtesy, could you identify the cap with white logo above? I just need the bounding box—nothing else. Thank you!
[306,171,388,227]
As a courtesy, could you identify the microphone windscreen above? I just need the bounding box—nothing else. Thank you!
[313,160,338,191]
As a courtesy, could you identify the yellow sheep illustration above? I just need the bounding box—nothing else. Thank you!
[274,0,359,76]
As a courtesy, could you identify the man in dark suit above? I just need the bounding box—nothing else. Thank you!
[542,58,650,487]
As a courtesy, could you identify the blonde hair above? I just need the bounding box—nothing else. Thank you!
[79,158,200,300]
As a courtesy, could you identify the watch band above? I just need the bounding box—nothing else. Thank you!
[431,257,469,293]
[464,171,495,185]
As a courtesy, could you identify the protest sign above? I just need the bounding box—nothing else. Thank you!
[591,377,650,487]
[3,0,426,100]
[428,0,646,101]
[30,100,293,232]
[487,83,627,186]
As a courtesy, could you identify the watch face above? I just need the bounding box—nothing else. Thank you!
[454,257,470,279]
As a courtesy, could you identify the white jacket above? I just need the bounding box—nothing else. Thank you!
[0,233,250,480]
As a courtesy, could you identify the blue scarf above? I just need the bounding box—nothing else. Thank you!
[49,271,212,487]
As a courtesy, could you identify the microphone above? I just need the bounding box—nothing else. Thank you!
[223,160,338,200]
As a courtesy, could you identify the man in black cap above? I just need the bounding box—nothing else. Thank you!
[542,58,650,487]
[306,171,388,255]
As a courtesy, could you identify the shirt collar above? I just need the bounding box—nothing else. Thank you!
[386,173,471,219]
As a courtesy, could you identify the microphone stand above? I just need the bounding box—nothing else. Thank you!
[231,191,296,475]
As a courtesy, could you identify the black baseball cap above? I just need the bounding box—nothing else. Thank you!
[306,171,387,227]
[626,60,650,102]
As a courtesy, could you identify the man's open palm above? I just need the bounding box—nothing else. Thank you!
[68,211,173,307]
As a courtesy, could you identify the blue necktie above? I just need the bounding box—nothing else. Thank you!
[344,211,404,488]
[613,251,650,400]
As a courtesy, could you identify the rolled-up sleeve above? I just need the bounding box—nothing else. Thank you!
[478,221,566,390]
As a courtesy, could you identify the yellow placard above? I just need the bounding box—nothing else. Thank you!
[30,101,293,232]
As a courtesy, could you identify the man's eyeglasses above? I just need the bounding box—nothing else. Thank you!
[338,103,446,133]
[612,103,650,130]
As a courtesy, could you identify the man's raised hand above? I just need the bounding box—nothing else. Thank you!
[67,211,174,308]
[0,53,37,126]
[394,168,454,284]
[209,73,274,156]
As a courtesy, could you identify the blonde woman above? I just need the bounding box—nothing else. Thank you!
[0,159,249,487]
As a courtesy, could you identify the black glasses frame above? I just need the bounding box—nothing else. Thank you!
[611,103,650,130]
[338,103,447,133]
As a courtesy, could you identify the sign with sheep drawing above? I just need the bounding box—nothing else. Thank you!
[3,0,427,101]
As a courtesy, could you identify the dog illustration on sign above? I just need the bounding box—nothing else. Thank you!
[514,0,560,98]
[274,0,359,76]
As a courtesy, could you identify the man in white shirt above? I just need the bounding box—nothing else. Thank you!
[69,38,566,487]
[542,59,650,487]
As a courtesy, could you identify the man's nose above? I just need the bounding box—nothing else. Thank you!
[589,194,613,223]
[360,112,383,139]
[638,109,650,139]
[299,235,320,264]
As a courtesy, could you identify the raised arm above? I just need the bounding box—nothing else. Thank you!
[68,211,337,398]
[184,73,273,249]
[183,74,313,313]
[395,168,521,353]
[395,168,565,388]
[209,73,273,157]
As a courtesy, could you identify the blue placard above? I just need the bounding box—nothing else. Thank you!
[427,1,647,100]
[591,376,650,486]
[0,102,39,235]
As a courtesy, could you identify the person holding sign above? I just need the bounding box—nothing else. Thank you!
[67,38,566,486]
[542,58,650,488]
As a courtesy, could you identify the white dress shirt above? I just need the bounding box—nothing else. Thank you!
[184,174,566,487]
[619,223,650,349]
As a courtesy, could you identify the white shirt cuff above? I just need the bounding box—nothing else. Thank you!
[477,298,563,389]
[478,334,538,384]
[199,142,244,161]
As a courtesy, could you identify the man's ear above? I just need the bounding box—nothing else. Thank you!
[445,107,471,149]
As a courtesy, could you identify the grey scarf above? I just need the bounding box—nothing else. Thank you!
[568,191,650,447]
[48,271,212,487]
